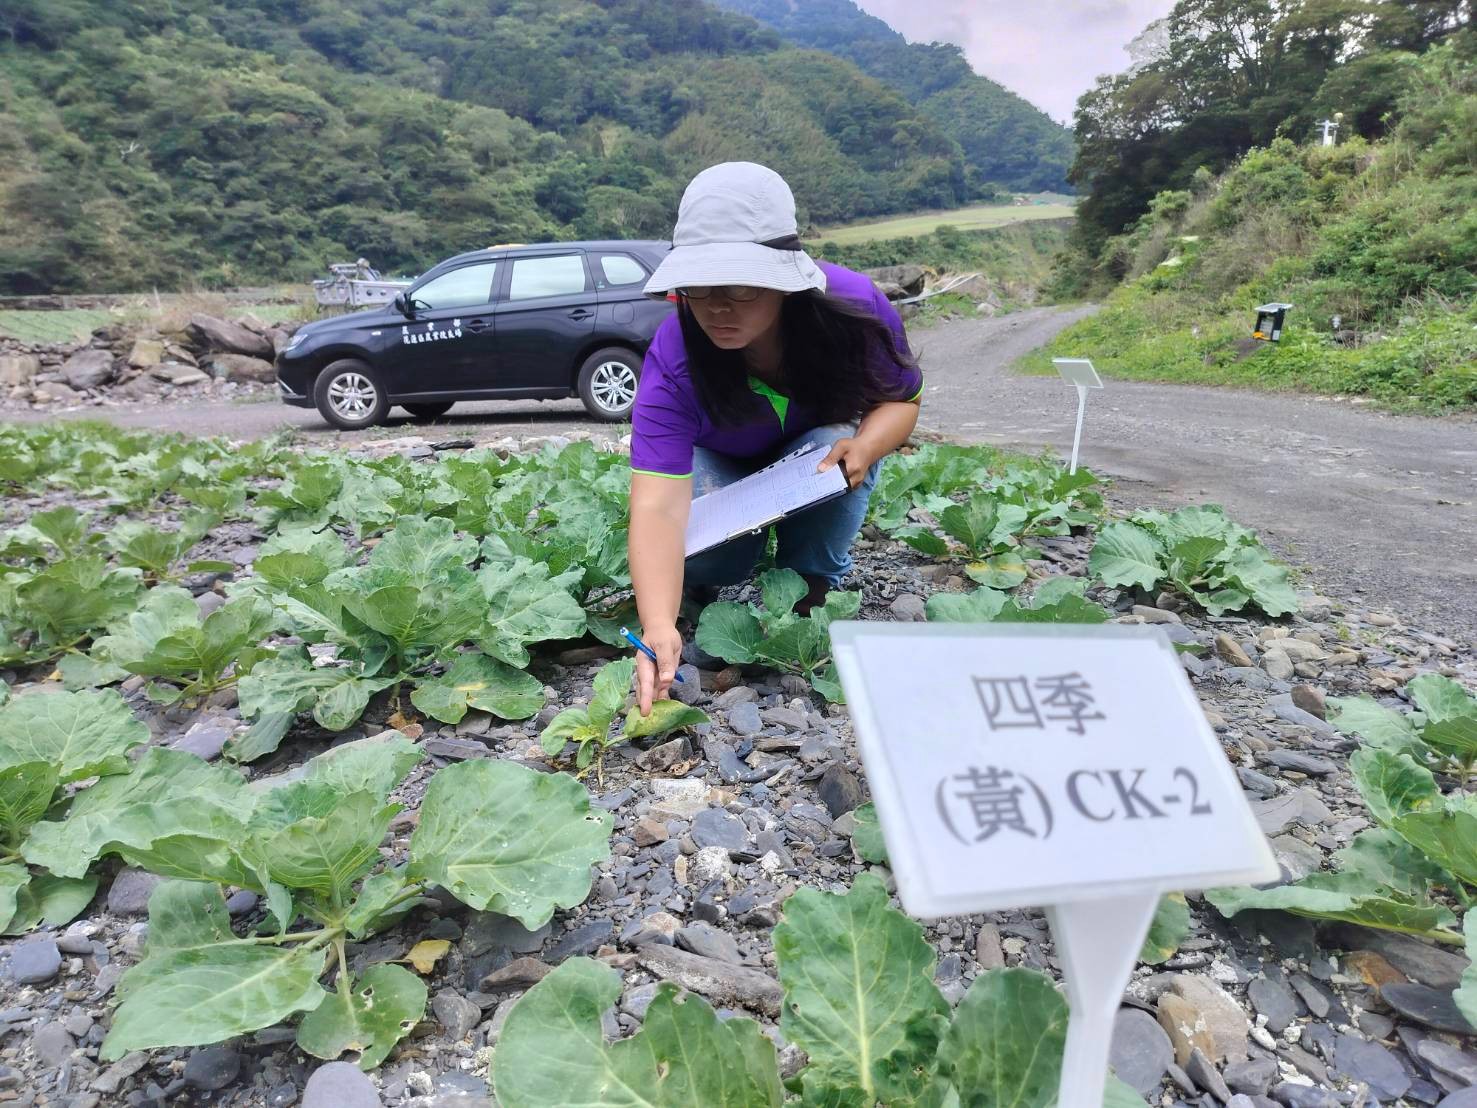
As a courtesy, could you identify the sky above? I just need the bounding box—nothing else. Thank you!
[853,0,1176,123]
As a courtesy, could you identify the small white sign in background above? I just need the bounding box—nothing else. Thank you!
[1053,357,1103,476]
[830,622,1277,1106]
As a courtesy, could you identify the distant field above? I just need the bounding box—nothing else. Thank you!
[0,309,116,345]
[807,201,1075,246]
[0,300,309,344]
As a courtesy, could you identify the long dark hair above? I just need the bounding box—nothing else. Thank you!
[677,289,919,427]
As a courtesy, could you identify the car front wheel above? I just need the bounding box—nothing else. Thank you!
[577,347,641,422]
[314,359,389,430]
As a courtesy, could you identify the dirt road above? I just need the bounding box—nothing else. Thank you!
[13,305,1476,640]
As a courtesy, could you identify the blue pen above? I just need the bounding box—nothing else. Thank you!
[618,626,685,682]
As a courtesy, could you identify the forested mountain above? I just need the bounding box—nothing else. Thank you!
[1039,9,1477,413]
[1062,0,1473,281]
[711,0,1074,193]
[0,0,1045,293]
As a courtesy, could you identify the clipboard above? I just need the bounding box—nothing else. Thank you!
[684,441,850,557]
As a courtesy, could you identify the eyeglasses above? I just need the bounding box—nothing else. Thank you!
[678,285,762,302]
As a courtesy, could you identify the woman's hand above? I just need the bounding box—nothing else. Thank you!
[634,623,684,716]
[816,437,875,490]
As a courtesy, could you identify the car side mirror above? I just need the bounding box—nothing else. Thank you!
[393,293,413,317]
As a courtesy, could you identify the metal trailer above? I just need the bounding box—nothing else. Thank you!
[312,260,411,310]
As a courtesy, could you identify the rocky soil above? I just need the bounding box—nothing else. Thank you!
[0,433,1474,1108]
[0,312,302,413]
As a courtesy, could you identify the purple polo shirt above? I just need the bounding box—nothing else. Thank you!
[630,261,922,478]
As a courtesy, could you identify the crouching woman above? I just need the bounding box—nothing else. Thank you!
[628,162,922,713]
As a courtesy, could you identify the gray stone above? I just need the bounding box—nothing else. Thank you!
[267,1081,299,1107]
[1417,1039,1477,1085]
[621,982,661,1021]
[691,808,749,853]
[677,921,743,964]
[1224,1057,1278,1096]
[670,665,704,705]
[184,1045,241,1091]
[423,735,489,760]
[1263,749,1337,776]
[1269,835,1323,882]
[62,1009,93,1037]
[1184,1046,1231,1103]
[682,639,724,670]
[1251,794,1303,835]
[727,702,763,736]
[1262,650,1296,681]
[91,1050,149,1094]
[187,314,274,359]
[784,802,834,843]
[302,1061,382,1108]
[1267,694,1336,738]
[1237,768,1281,797]
[1437,1092,1477,1108]
[431,990,481,1041]
[9,936,61,984]
[888,593,927,621]
[152,363,209,385]
[1269,1083,1341,1108]
[817,763,864,817]
[1334,1033,1410,1100]
[1247,976,1300,1034]
[635,945,782,1017]
[171,722,231,761]
[1382,983,1476,1034]
[1356,1009,1394,1039]
[1287,975,1330,1019]
[31,1021,75,1067]
[460,912,549,958]
[107,868,164,915]
[1110,1007,1174,1096]
[712,685,758,709]
[545,918,614,962]
[60,348,115,390]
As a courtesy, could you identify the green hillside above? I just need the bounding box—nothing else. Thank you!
[1028,38,1477,412]
[0,0,1014,294]
[711,0,1074,192]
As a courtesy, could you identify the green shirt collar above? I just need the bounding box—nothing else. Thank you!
[747,375,789,429]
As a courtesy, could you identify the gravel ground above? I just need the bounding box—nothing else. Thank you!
[0,432,1474,1108]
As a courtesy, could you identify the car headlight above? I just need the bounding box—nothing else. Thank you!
[284,330,307,352]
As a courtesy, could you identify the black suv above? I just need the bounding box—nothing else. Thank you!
[276,240,674,429]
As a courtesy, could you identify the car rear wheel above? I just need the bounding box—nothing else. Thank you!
[402,402,454,420]
[314,359,389,430]
[577,347,640,422]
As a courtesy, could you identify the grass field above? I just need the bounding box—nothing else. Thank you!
[0,297,312,345]
[808,201,1075,246]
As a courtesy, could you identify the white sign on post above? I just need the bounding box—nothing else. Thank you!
[829,622,1277,1108]
[1052,357,1103,476]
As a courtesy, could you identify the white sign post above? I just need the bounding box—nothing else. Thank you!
[1052,358,1103,476]
[829,622,1277,1108]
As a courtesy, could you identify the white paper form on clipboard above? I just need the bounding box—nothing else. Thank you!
[684,441,850,557]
